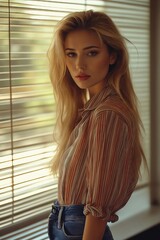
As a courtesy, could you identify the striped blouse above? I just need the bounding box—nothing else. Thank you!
[58,86,139,223]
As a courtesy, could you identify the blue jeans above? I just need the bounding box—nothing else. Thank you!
[48,201,114,240]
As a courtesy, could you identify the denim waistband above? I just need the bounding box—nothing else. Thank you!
[51,200,85,229]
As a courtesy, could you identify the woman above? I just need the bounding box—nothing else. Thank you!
[47,10,146,240]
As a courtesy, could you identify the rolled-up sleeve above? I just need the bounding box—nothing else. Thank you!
[83,110,137,222]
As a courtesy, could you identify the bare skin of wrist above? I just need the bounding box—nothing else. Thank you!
[82,214,107,240]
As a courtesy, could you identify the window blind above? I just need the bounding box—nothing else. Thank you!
[0,0,150,237]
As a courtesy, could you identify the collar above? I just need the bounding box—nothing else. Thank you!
[83,86,115,111]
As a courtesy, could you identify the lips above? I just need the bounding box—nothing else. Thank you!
[75,74,90,80]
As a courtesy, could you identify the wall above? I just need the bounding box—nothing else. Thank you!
[150,0,160,205]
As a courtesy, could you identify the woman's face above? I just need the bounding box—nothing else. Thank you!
[64,29,115,97]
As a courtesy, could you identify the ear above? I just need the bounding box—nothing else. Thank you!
[109,52,117,65]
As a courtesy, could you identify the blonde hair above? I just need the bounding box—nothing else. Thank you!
[48,10,146,174]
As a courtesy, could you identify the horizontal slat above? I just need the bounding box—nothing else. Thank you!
[0,218,48,240]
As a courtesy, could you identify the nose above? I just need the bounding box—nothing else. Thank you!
[75,55,86,70]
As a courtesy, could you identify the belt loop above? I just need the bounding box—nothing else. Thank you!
[57,206,64,229]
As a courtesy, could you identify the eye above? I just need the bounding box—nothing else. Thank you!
[87,50,98,56]
[66,52,76,58]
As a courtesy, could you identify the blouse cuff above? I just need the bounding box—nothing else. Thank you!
[83,204,119,223]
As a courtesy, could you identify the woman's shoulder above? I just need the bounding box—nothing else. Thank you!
[93,94,134,125]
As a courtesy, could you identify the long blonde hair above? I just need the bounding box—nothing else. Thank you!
[48,10,146,174]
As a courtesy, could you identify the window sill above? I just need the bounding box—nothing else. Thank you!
[110,206,160,239]
[109,187,160,239]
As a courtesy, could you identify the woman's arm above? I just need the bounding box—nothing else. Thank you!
[82,214,107,240]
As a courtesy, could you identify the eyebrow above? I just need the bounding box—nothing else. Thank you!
[65,46,100,51]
